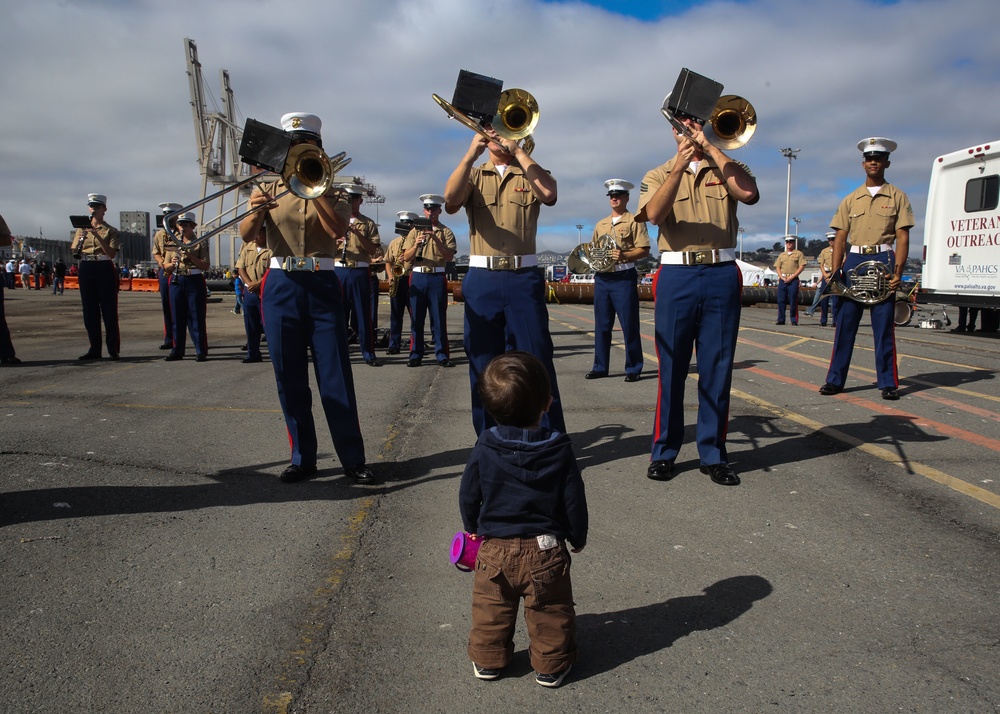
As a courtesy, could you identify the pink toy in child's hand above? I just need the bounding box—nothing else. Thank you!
[450,531,481,572]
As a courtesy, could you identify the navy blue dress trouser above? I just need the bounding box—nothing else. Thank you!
[77,260,120,356]
[409,271,450,361]
[261,268,366,470]
[824,251,898,390]
[592,268,643,376]
[462,267,565,436]
[652,262,741,466]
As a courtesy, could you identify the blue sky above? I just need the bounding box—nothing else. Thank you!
[539,0,690,20]
[1,0,998,262]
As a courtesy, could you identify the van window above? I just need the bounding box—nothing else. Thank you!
[964,175,999,212]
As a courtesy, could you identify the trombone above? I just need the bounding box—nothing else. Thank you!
[432,87,539,155]
[164,143,351,250]
[661,93,757,151]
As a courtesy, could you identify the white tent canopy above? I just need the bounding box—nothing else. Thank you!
[737,259,768,286]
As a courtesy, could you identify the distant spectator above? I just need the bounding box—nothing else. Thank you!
[0,213,20,364]
[53,258,67,295]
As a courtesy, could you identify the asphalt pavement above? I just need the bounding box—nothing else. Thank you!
[1,286,998,713]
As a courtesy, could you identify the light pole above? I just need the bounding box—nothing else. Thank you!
[738,227,745,261]
[792,217,801,236]
[780,147,800,237]
[576,224,583,243]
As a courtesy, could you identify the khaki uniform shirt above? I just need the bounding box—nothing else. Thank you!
[152,228,179,267]
[774,249,806,278]
[73,222,120,257]
[258,178,351,258]
[402,223,457,269]
[385,235,411,276]
[237,240,272,283]
[638,156,744,251]
[592,211,650,254]
[464,161,544,256]
[818,246,835,273]
[174,238,210,272]
[342,212,382,264]
[831,182,915,247]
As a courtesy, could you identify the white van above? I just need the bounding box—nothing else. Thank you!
[919,139,1000,310]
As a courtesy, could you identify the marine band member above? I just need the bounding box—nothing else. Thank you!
[337,184,383,367]
[638,108,759,487]
[443,124,564,435]
[152,201,183,350]
[72,193,121,360]
[401,194,457,368]
[239,112,373,484]
[819,137,913,401]
[163,213,210,362]
[586,178,650,382]
[384,212,415,356]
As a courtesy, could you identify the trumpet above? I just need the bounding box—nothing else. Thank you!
[432,87,539,155]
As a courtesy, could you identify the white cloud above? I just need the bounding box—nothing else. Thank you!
[1,0,998,262]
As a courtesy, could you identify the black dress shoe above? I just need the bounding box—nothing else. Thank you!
[407,358,422,367]
[646,460,675,481]
[1,356,22,365]
[701,462,740,486]
[438,358,454,367]
[242,355,263,363]
[241,344,248,351]
[280,464,318,483]
[881,387,899,400]
[585,371,608,380]
[109,353,120,360]
[623,373,640,383]
[78,352,101,360]
[775,321,785,325]
[164,352,183,362]
[365,358,381,367]
[386,347,400,355]
[344,464,375,483]
[195,354,208,362]
[159,342,173,350]
[818,382,842,395]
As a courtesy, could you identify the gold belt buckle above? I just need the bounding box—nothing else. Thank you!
[491,256,517,270]
[283,257,316,271]
[861,245,877,255]
[684,250,709,265]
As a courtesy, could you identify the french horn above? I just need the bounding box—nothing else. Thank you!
[568,233,619,274]
[821,260,895,305]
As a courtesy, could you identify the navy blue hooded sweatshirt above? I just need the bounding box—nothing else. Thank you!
[459,424,588,549]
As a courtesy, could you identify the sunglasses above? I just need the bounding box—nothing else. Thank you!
[608,192,627,198]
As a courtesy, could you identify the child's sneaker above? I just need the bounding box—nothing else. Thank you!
[534,665,571,688]
[472,663,500,680]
